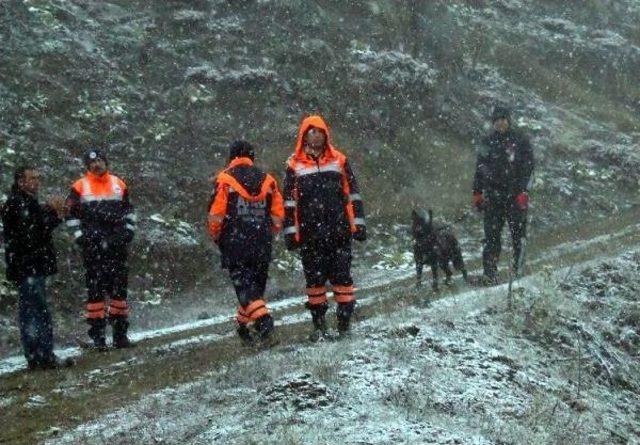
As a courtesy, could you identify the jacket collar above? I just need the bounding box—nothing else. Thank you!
[86,170,110,183]
[227,157,254,169]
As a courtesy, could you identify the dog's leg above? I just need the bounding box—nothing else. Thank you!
[416,261,423,288]
[442,259,453,286]
[451,239,469,282]
[431,262,439,292]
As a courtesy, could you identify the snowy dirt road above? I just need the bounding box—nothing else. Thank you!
[2,219,640,444]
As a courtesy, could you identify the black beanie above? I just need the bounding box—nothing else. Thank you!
[228,140,255,161]
[83,148,108,166]
[491,106,511,123]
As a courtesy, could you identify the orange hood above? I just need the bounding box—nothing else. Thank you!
[293,115,340,161]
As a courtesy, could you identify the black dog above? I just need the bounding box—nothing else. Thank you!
[412,208,468,291]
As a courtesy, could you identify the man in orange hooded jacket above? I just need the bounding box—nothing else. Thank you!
[208,140,284,344]
[283,115,366,339]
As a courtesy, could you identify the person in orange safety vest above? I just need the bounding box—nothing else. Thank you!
[66,148,136,350]
[208,140,284,344]
[283,115,366,340]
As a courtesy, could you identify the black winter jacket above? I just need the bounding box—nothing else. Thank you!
[473,129,534,200]
[1,186,61,283]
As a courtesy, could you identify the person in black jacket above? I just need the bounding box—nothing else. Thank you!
[207,140,285,344]
[66,149,136,349]
[472,106,534,284]
[283,115,366,339]
[1,166,66,370]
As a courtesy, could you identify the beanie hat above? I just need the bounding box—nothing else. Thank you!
[83,148,108,166]
[491,106,511,123]
[228,140,255,161]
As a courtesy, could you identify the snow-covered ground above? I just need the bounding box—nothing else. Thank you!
[41,250,640,445]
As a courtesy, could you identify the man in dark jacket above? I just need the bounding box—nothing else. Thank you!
[208,140,284,344]
[66,149,136,349]
[2,166,66,369]
[472,106,534,284]
[283,115,366,339]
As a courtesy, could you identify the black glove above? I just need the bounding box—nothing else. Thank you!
[285,235,300,251]
[352,225,367,242]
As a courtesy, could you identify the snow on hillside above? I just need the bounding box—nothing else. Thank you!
[43,251,640,445]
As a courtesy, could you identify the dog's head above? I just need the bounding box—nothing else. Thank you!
[412,207,434,240]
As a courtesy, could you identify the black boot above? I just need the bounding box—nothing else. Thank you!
[112,318,134,349]
[336,301,355,337]
[307,302,328,342]
[255,314,275,340]
[88,319,108,351]
[237,324,254,345]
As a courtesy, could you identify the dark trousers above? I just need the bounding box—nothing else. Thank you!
[301,239,354,321]
[83,245,128,312]
[83,244,129,340]
[18,276,54,365]
[482,199,527,278]
[227,261,269,307]
[301,239,353,288]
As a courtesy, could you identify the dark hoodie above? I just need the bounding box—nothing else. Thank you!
[208,157,284,267]
[1,186,61,283]
[473,127,534,200]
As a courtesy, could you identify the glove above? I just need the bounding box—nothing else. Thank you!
[285,235,300,251]
[352,225,367,242]
[472,191,485,211]
[515,192,529,210]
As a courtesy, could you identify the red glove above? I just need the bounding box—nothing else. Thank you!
[472,191,485,211]
[515,192,529,210]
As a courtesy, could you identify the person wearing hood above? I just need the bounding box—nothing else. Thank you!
[208,140,284,344]
[472,106,534,284]
[66,148,136,349]
[1,166,67,370]
[283,115,366,339]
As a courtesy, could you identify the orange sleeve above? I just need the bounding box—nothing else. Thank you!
[269,177,285,232]
[207,181,229,240]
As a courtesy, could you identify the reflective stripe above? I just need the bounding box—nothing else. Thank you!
[245,299,269,320]
[66,219,81,227]
[208,214,224,223]
[85,301,106,319]
[283,226,298,235]
[284,200,297,208]
[349,193,362,201]
[335,293,356,304]
[125,213,137,223]
[353,218,366,226]
[108,299,129,316]
[332,284,356,294]
[126,224,135,231]
[73,230,83,239]
[294,160,342,177]
[80,194,123,203]
[308,295,328,305]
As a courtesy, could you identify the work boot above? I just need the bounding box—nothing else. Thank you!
[337,317,350,337]
[255,314,275,340]
[88,319,108,351]
[237,324,254,346]
[309,314,328,342]
[112,318,135,349]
